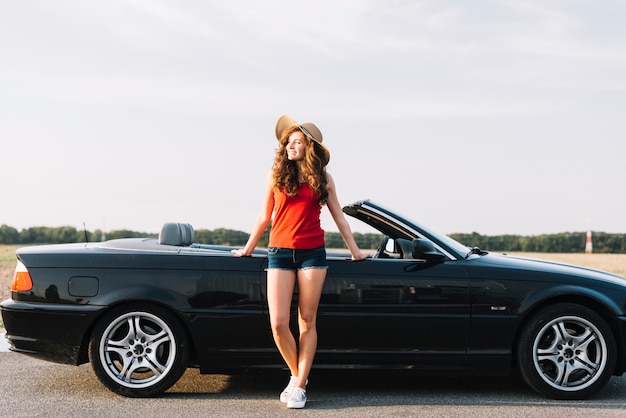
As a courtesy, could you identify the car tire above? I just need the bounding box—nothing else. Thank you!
[517,302,616,399]
[88,303,190,397]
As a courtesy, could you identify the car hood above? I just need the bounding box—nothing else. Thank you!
[474,252,626,287]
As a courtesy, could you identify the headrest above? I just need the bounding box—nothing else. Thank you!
[158,223,195,246]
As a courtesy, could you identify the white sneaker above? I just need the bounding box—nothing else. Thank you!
[280,376,308,403]
[279,376,297,403]
[287,387,307,409]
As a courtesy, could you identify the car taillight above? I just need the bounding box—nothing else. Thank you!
[11,261,33,292]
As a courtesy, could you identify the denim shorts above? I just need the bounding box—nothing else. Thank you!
[267,246,329,271]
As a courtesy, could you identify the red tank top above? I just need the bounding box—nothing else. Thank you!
[269,183,325,249]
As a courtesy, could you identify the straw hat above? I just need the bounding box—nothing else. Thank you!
[275,114,330,165]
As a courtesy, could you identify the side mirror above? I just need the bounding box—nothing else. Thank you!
[412,239,445,264]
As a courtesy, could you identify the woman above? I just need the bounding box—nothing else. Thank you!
[232,115,368,409]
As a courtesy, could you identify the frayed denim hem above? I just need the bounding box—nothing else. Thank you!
[299,266,329,271]
[266,266,329,272]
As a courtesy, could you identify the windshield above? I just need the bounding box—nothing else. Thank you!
[407,218,472,257]
[356,200,471,258]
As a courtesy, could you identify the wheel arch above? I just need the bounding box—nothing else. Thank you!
[513,289,626,376]
[76,292,198,367]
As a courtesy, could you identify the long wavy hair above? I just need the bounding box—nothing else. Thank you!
[273,125,329,205]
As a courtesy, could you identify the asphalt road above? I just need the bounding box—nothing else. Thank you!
[1,352,626,417]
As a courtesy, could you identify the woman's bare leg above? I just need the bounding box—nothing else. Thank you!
[294,267,327,389]
[266,268,298,376]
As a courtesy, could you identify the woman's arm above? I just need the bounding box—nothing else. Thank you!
[325,172,368,261]
[232,170,274,256]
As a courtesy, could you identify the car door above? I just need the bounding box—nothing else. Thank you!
[177,251,275,367]
[313,254,470,366]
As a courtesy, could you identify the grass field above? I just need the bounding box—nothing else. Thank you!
[0,245,21,303]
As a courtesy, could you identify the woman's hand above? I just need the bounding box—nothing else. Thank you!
[351,250,370,261]
[231,249,249,257]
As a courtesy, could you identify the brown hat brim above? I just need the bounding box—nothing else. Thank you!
[275,115,299,141]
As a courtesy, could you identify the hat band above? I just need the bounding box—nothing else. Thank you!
[299,125,317,142]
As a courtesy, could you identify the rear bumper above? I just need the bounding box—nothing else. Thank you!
[0,299,106,365]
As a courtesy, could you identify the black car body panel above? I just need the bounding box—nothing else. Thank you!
[2,199,626,398]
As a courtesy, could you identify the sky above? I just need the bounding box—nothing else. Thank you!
[1,0,625,237]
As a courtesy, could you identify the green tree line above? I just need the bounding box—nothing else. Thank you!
[0,224,382,249]
[1,224,624,253]
[449,232,626,254]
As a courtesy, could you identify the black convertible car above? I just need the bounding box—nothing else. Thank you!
[2,200,626,400]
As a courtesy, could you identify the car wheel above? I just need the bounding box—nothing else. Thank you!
[517,303,616,399]
[89,303,190,397]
